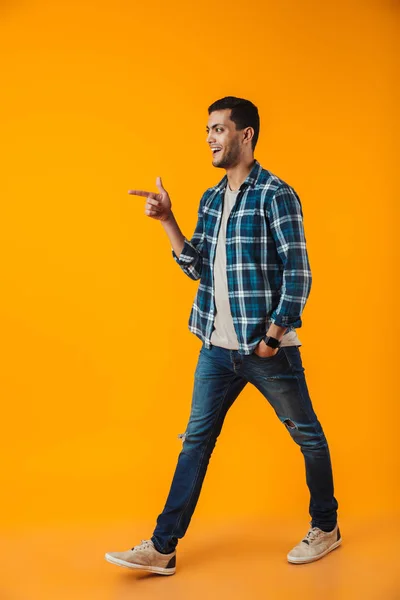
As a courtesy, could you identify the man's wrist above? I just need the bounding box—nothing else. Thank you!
[266,324,287,341]
[160,210,174,224]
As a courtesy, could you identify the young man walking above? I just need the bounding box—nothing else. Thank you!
[105,97,341,575]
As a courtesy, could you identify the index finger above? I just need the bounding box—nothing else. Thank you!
[128,189,156,198]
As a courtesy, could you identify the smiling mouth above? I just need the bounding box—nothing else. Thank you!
[212,148,222,157]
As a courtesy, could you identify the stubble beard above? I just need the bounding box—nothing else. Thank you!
[213,140,241,169]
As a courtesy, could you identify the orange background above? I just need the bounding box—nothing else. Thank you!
[1,0,398,538]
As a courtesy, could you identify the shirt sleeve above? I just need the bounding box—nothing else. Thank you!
[171,193,206,281]
[266,184,312,328]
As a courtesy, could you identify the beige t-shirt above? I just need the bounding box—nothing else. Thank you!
[210,185,302,350]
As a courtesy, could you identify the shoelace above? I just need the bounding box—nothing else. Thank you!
[131,539,153,551]
[302,527,323,544]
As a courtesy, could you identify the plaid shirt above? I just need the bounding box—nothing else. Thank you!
[171,158,312,355]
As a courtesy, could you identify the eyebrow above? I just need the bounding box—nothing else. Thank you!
[206,123,225,131]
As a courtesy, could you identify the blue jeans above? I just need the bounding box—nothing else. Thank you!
[151,343,339,553]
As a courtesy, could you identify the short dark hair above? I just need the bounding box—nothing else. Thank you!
[207,96,260,151]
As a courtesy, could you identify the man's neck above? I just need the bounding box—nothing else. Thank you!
[226,157,255,191]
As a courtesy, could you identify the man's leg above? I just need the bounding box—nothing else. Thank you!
[151,344,248,554]
[242,346,338,531]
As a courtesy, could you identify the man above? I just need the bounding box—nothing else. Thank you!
[105,97,341,575]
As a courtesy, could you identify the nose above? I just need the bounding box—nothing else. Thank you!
[206,132,215,145]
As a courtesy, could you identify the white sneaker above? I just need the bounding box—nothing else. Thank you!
[287,524,342,564]
[105,538,176,575]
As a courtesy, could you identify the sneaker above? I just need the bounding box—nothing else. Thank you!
[287,523,342,564]
[104,539,176,575]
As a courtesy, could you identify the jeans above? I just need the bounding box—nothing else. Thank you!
[151,343,339,553]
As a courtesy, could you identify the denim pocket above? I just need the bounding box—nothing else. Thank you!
[252,346,284,360]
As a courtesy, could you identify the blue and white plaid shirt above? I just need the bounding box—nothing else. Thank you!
[172,158,312,355]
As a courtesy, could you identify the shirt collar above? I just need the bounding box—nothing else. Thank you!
[213,158,262,192]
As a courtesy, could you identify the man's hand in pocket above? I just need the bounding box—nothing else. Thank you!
[253,339,280,358]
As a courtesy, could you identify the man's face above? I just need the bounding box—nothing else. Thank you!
[206,109,242,168]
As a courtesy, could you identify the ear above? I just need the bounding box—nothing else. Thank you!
[244,126,254,144]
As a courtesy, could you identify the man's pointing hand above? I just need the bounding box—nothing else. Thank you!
[128,176,173,222]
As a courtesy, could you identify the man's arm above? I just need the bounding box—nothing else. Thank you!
[160,212,185,258]
[161,193,206,281]
[266,183,313,330]
[128,178,206,281]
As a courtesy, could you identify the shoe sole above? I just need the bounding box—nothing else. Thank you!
[104,553,176,575]
[287,538,342,564]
